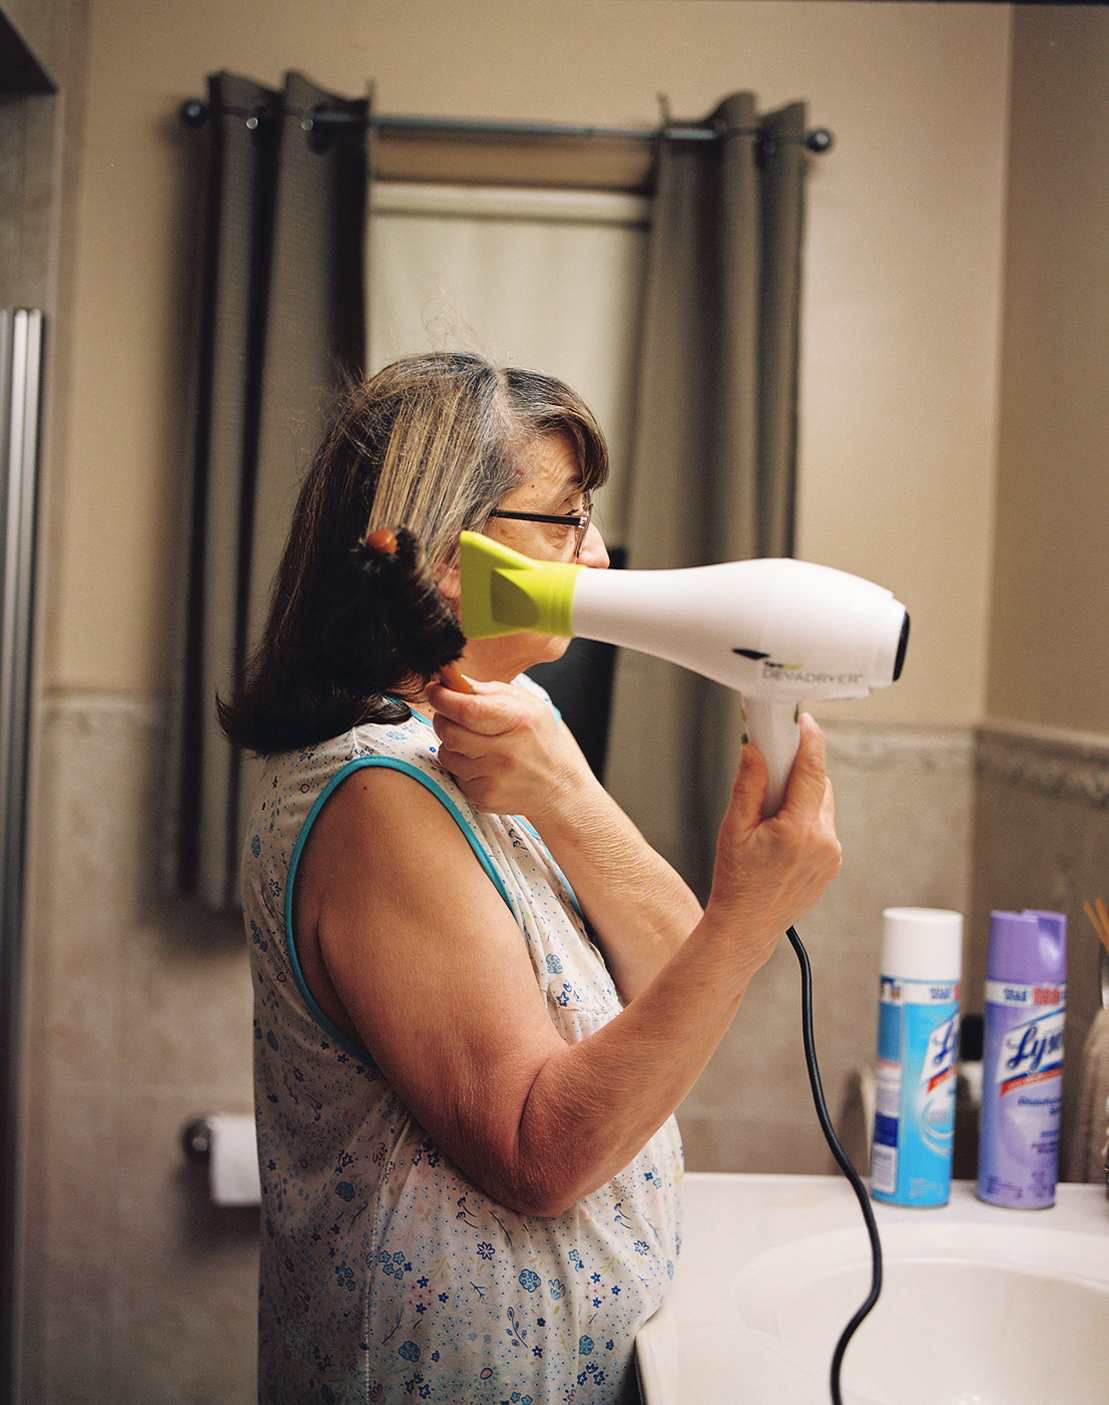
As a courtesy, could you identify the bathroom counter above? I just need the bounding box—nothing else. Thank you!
[635,1172,1109,1405]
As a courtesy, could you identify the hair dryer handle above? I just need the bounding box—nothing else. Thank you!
[741,696,801,818]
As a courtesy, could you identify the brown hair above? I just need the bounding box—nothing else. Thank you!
[217,351,608,755]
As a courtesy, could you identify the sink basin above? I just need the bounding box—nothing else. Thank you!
[636,1175,1109,1405]
[738,1223,1109,1403]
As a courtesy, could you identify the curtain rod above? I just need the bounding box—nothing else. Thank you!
[177,99,834,154]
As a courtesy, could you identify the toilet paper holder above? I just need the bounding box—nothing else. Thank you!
[181,1113,262,1207]
[182,1116,216,1160]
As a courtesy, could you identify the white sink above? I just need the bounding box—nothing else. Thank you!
[637,1175,1109,1404]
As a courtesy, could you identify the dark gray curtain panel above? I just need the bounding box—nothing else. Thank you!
[177,71,368,908]
[605,95,809,899]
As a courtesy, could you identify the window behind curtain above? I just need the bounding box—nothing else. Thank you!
[366,182,651,552]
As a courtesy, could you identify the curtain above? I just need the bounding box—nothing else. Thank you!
[176,71,368,908]
[604,94,808,899]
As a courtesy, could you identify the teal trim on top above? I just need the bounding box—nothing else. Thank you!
[284,753,519,1065]
[402,689,581,921]
[514,816,585,926]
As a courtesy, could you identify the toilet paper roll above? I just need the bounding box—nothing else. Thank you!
[207,1113,261,1206]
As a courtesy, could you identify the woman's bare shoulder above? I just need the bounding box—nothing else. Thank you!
[300,760,488,901]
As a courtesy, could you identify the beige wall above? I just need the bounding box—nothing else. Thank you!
[55,0,1011,729]
[986,5,1109,735]
[968,3,1109,1182]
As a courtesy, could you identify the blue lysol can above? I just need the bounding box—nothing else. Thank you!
[869,907,964,1207]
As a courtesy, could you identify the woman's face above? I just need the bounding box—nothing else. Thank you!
[456,430,609,682]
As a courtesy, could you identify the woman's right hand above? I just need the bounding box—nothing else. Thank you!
[702,711,842,985]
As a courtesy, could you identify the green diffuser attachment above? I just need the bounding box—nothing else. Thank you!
[458,531,582,639]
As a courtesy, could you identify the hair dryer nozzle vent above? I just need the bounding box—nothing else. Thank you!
[893,611,910,682]
[459,531,580,639]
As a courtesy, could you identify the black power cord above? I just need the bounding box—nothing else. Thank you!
[787,924,883,1405]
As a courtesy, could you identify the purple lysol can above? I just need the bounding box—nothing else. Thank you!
[977,910,1066,1209]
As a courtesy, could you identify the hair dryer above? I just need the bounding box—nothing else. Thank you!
[459,532,909,816]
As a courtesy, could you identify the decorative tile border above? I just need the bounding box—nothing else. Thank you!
[976,719,1109,807]
[37,688,166,737]
[35,694,1109,816]
[818,717,1109,809]
[822,721,975,776]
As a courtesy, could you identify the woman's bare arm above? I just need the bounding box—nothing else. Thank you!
[294,714,839,1217]
[427,678,703,1000]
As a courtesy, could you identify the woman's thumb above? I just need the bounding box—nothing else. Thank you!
[779,713,830,816]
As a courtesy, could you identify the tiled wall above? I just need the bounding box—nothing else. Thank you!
[678,720,1109,1182]
[20,692,257,1403]
[970,721,1109,1182]
[677,724,976,1175]
[18,695,1107,1400]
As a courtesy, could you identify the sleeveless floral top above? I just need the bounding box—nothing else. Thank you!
[242,678,683,1405]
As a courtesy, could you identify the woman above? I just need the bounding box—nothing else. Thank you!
[222,351,841,1405]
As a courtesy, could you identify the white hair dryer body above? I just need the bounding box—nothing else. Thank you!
[459,535,909,816]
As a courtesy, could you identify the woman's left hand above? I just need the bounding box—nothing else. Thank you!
[428,674,703,1004]
[426,676,591,820]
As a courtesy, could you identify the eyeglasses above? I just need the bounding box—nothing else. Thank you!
[487,493,593,558]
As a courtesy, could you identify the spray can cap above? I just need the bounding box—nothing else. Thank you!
[987,909,1066,985]
[881,907,963,982]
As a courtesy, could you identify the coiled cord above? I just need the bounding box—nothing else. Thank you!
[787,924,883,1405]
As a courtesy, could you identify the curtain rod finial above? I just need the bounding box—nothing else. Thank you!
[179,98,208,127]
[805,127,833,154]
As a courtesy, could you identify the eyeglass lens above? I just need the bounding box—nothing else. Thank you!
[575,496,593,555]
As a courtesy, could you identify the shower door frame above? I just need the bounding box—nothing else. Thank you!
[0,306,44,1397]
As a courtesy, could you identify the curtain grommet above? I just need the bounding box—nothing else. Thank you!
[301,106,335,154]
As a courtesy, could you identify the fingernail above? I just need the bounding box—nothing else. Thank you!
[439,663,473,694]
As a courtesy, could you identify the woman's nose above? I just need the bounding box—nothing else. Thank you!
[579,522,609,570]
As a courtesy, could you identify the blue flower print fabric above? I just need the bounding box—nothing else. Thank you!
[242,677,682,1404]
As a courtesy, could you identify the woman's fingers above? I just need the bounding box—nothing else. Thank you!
[426,678,585,817]
[707,713,842,963]
[427,678,527,737]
